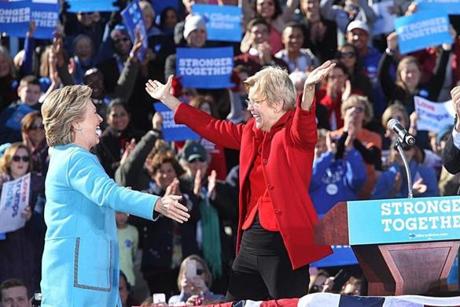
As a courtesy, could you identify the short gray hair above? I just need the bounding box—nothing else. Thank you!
[244,66,296,111]
[41,85,92,147]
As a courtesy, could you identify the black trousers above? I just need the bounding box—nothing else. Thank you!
[225,240,309,301]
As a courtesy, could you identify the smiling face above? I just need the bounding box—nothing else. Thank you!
[10,147,30,179]
[256,0,276,19]
[107,104,130,132]
[282,26,304,54]
[72,100,103,150]
[186,28,207,48]
[247,87,284,132]
[399,61,421,90]
[153,162,177,189]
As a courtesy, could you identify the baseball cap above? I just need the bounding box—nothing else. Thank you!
[346,20,369,33]
[182,141,208,162]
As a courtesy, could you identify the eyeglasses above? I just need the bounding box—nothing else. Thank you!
[12,155,30,163]
[246,98,264,107]
[340,51,356,58]
[29,124,44,131]
[113,37,130,45]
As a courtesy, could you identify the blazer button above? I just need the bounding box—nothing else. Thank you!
[263,159,268,165]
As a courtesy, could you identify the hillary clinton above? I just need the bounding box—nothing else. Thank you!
[40,85,189,306]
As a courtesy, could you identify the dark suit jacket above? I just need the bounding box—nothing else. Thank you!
[442,132,460,175]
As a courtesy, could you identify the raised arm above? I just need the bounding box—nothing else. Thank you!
[145,75,180,111]
[301,60,335,111]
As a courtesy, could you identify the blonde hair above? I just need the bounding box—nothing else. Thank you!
[340,95,373,124]
[0,143,32,175]
[381,103,409,129]
[41,85,92,146]
[244,66,296,111]
[396,56,420,90]
[177,255,213,290]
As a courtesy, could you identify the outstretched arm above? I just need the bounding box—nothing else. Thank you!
[145,75,180,111]
[301,61,335,111]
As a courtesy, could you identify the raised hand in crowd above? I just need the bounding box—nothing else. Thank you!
[412,177,428,195]
[207,170,217,199]
[152,111,163,131]
[342,106,358,148]
[129,28,144,61]
[302,60,336,110]
[26,20,36,38]
[165,178,181,196]
[257,41,273,65]
[193,169,202,196]
[119,138,136,166]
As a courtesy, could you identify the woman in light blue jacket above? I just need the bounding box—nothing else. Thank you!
[40,85,190,306]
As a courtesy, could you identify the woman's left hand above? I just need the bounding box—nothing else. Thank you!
[154,195,190,223]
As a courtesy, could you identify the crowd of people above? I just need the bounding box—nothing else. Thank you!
[1,0,460,305]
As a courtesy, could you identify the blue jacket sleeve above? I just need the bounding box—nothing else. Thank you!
[67,149,158,220]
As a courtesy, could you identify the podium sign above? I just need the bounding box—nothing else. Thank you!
[348,196,460,245]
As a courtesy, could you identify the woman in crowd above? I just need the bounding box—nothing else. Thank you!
[0,143,45,295]
[0,46,18,112]
[168,255,225,306]
[329,95,382,199]
[39,85,189,305]
[95,99,144,178]
[21,111,49,175]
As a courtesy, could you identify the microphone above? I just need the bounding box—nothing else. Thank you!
[388,118,416,146]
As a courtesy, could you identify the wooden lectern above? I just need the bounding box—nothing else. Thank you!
[314,201,460,296]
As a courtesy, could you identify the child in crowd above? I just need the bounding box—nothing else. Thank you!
[116,211,139,288]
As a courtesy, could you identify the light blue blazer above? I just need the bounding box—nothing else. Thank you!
[41,144,159,306]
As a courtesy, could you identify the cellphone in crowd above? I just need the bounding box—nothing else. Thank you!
[152,293,166,305]
[186,259,197,279]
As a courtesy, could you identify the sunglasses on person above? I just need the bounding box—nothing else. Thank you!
[12,155,30,162]
[29,124,45,131]
[340,51,356,58]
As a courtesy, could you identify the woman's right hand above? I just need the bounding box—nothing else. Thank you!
[145,76,180,111]
[154,195,190,223]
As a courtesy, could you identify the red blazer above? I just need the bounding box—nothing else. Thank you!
[174,100,332,269]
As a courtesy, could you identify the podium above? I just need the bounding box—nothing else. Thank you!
[314,200,460,296]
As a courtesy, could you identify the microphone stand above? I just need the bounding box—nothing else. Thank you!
[394,138,413,198]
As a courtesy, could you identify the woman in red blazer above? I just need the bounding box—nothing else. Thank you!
[145,62,334,301]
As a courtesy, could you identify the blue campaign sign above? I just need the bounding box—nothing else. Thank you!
[121,0,148,61]
[348,196,460,245]
[153,103,199,141]
[312,245,358,268]
[192,4,242,42]
[0,0,58,39]
[395,11,451,54]
[416,0,460,14]
[151,0,179,16]
[176,47,234,89]
[67,0,117,13]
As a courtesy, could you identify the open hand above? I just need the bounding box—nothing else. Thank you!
[305,60,336,87]
[154,195,190,223]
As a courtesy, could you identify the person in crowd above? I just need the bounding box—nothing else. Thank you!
[378,32,451,149]
[380,104,413,151]
[116,211,139,288]
[242,0,299,54]
[234,18,289,77]
[442,86,460,184]
[0,279,31,307]
[373,140,439,199]
[20,112,49,176]
[0,143,45,294]
[329,95,382,199]
[119,271,139,307]
[274,22,319,73]
[0,47,19,112]
[178,141,238,294]
[145,62,335,300]
[340,276,364,296]
[310,128,367,215]
[95,99,144,178]
[345,20,385,116]
[299,0,338,62]
[318,60,351,130]
[168,255,225,306]
[39,85,189,305]
[0,76,42,144]
[159,7,179,37]
[71,34,95,84]
[336,43,373,102]
[166,14,232,119]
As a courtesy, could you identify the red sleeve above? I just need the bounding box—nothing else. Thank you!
[174,103,244,150]
[290,94,317,148]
